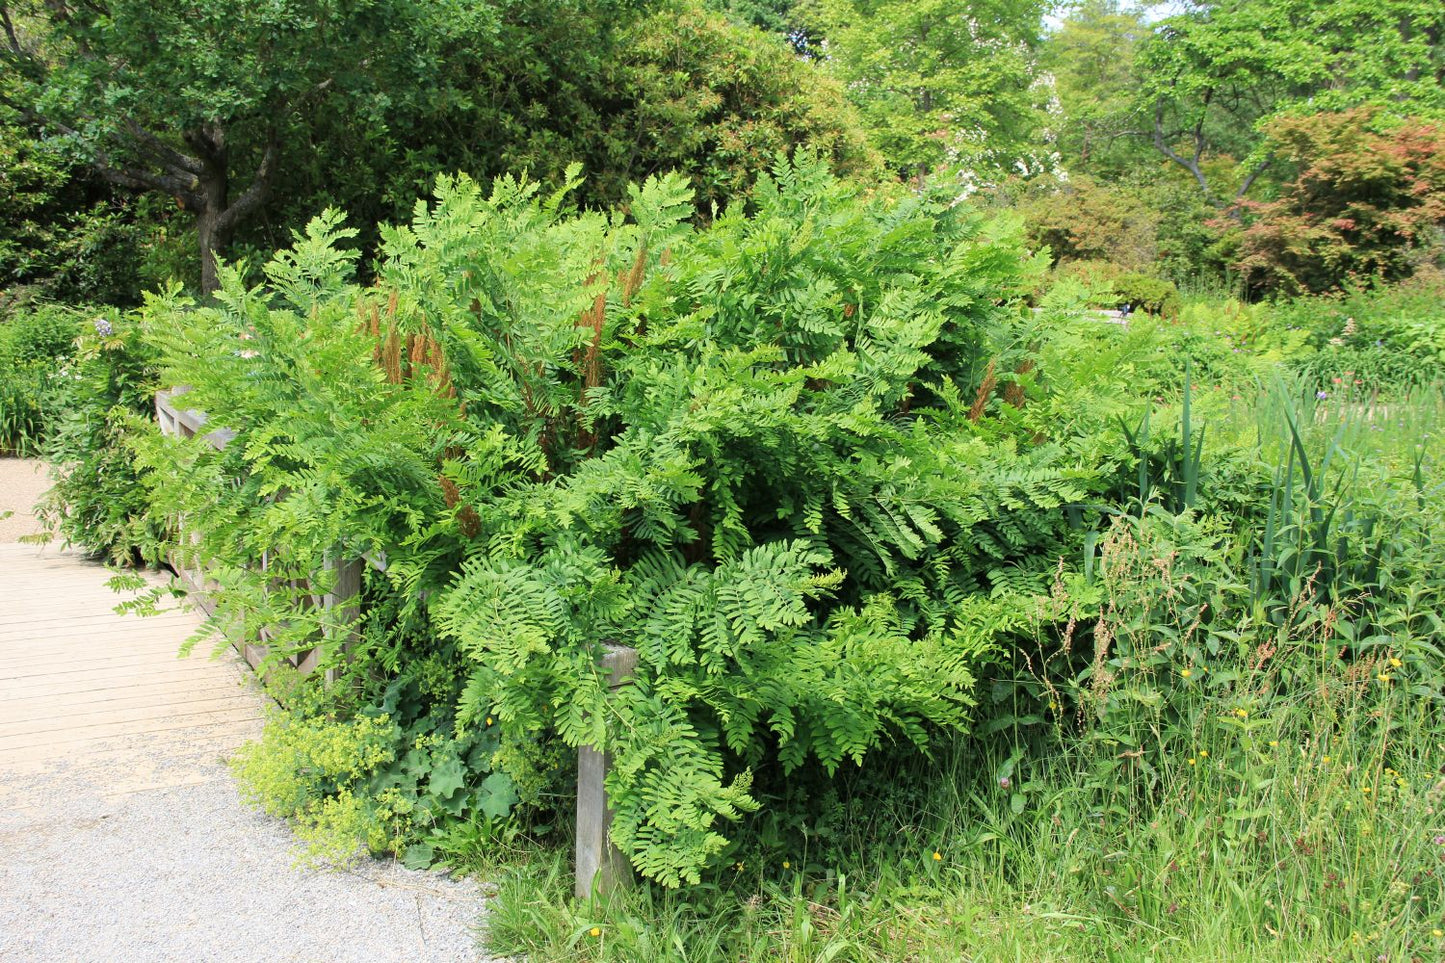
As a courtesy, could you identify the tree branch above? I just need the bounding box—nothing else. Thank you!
[1153,100,1215,202]
[0,92,204,204]
[1190,93,1209,170]
[214,132,279,232]
[123,118,204,176]
[1,5,23,58]
[182,124,228,172]
[95,162,198,206]
[1234,157,1271,201]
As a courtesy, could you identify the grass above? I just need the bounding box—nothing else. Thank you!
[484,664,1445,961]
[485,703,1445,960]
[479,382,1445,962]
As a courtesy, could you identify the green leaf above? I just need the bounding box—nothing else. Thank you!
[401,843,435,870]
[427,754,466,801]
[478,771,519,821]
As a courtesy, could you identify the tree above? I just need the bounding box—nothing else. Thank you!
[599,4,877,207]
[0,0,503,292]
[1042,0,1152,177]
[2,1,875,295]
[1137,0,1445,206]
[1232,109,1445,295]
[707,0,811,49]
[805,0,1050,182]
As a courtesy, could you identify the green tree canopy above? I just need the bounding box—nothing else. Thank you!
[2,0,872,295]
[1,0,506,291]
[1138,0,1445,204]
[1042,0,1152,177]
[806,0,1050,183]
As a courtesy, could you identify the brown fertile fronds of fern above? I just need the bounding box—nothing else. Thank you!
[434,357,454,399]
[439,472,481,538]
[417,327,456,399]
[1003,357,1035,409]
[968,359,997,423]
[439,474,461,509]
[382,325,402,384]
[582,290,606,376]
[575,267,609,449]
[622,241,647,307]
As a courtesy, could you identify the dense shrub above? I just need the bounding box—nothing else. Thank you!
[488,313,1445,962]
[0,124,168,304]
[1234,109,1445,298]
[1016,175,1160,270]
[1011,173,1230,286]
[35,308,165,564]
[1052,259,1181,316]
[130,157,1115,884]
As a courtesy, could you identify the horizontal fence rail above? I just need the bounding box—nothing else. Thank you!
[155,388,637,894]
[155,388,366,681]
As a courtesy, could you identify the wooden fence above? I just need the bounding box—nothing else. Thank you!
[155,388,365,681]
[155,387,633,896]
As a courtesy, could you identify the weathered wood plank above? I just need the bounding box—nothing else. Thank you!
[576,643,639,900]
[0,708,262,754]
[0,545,263,769]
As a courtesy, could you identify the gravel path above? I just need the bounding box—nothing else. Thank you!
[1,467,497,963]
[0,737,492,962]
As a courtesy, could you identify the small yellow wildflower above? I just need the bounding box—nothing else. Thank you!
[1234,708,1248,719]
[932,851,943,862]
[1188,758,1197,766]
[1389,657,1402,668]
[1199,750,1209,758]
[1269,740,1279,747]
[485,716,494,726]
[589,927,602,938]
[1361,786,1372,794]
[1377,674,1392,683]
[1433,928,1443,938]
[782,860,791,869]
[1323,755,1331,763]
[1180,668,1193,679]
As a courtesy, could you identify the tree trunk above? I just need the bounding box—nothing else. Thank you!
[195,181,233,294]
[188,126,232,295]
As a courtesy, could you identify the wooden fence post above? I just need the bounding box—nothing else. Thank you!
[293,555,364,682]
[576,643,638,900]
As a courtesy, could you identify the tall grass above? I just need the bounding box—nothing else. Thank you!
[484,382,1445,962]
[0,304,87,455]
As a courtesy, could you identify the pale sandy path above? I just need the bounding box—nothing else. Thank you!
[0,457,49,542]
[0,475,493,961]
